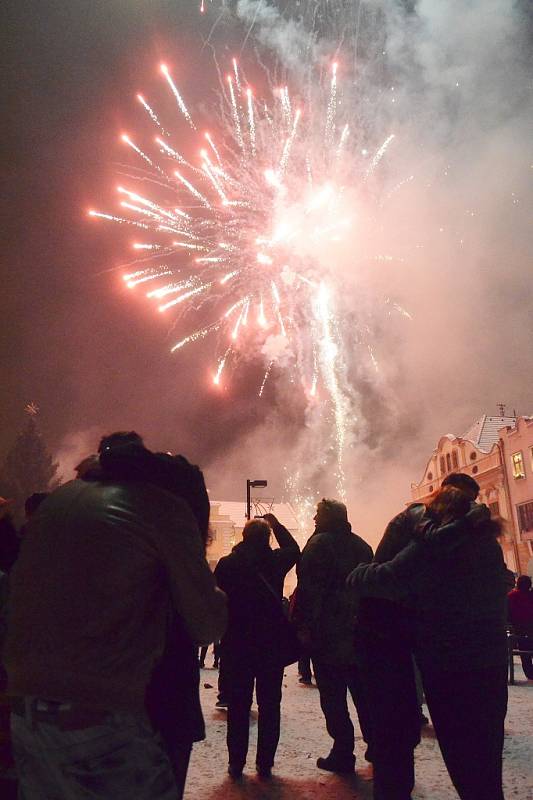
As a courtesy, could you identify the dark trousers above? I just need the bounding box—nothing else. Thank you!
[298,655,312,681]
[166,741,192,800]
[355,632,420,800]
[226,662,284,769]
[516,636,533,678]
[218,654,229,702]
[312,660,372,761]
[421,664,508,800]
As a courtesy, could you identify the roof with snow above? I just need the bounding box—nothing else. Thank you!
[209,500,300,532]
[461,415,517,453]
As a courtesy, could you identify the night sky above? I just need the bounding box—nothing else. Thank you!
[2,2,268,461]
[2,1,532,535]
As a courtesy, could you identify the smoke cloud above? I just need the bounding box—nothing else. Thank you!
[43,1,531,547]
[216,0,533,545]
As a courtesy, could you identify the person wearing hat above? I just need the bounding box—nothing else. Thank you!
[294,498,373,774]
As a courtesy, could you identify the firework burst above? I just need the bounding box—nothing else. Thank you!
[89,57,399,496]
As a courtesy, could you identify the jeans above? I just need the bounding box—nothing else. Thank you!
[421,664,508,800]
[226,662,284,770]
[11,699,178,800]
[312,660,372,761]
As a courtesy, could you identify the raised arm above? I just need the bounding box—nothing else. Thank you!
[263,513,300,573]
[158,498,227,646]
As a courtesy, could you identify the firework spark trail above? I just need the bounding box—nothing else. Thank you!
[137,94,169,135]
[90,53,406,500]
[214,345,232,385]
[160,64,196,129]
[227,76,245,152]
[259,360,274,397]
[247,88,256,156]
[325,62,338,143]
[314,282,349,498]
[365,133,395,178]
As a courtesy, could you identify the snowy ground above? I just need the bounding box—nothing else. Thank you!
[186,661,533,800]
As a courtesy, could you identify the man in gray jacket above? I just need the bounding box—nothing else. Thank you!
[295,498,373,773]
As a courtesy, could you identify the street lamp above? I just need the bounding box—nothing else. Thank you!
[246,478,268,520]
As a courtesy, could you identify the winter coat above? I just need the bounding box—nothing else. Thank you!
[214,521,299,668]
[82,444,212,744]
[296,523,373,665]
[348,513,509,674]
[507,588,533,635]
[4,478,227,712]
[356,503,425,647]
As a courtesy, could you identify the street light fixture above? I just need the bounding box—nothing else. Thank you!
[246,478,268,520]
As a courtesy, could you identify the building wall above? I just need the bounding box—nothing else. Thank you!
[499,418,533,574]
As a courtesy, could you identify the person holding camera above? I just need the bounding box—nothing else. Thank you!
[214,513,299,780]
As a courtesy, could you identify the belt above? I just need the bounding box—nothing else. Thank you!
[11,697,110,731]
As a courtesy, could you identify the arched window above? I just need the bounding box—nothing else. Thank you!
[440,456,446,474]
[427,471,433,481]
[446,453,452,472]
[452,450,458,469]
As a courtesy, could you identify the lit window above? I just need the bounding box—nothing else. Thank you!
[517,502,533,533]
[511,452,525,479]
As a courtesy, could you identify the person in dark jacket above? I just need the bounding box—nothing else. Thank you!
[214,513,299,780]
[4,434,226,800]
[507,575,533,679]
[295,498,373,773]
[354,472,481,800]
[84,435,214,799]
[348,485,509,800]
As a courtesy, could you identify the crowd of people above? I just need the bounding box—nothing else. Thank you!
[0,430,531,800]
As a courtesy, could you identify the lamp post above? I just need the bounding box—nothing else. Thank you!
[246,479,268,520]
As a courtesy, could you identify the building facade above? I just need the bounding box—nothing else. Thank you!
[498,417,533,577]
[411,415,533,574]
